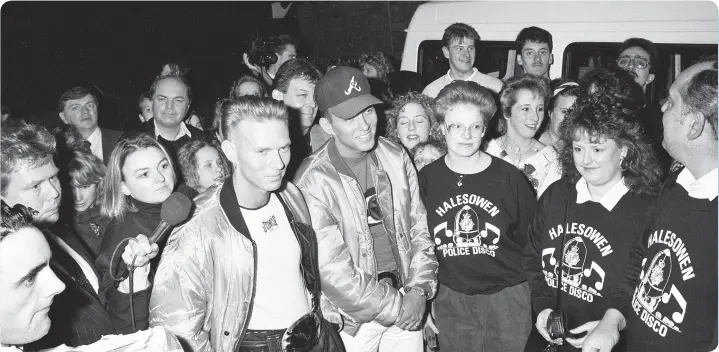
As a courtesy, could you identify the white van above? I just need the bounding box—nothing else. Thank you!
[400,1,718,101]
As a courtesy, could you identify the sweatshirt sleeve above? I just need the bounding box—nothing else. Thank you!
[607,229,649,319]
[523,185,557,314]
[510,167,538,250]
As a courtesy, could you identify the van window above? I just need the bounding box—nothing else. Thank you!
[563,42,717,102]
[418,40,515,85]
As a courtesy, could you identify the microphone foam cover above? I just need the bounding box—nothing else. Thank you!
[160,192,193,226]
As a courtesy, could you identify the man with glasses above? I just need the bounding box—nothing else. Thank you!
[616,38,672,175]
[295,67,438,352]
[616,38,657,94]
[150,97,343,352]
[423,23,503,98]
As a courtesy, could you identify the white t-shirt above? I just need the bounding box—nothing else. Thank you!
[241,194,311,329]
[422,68,504,98]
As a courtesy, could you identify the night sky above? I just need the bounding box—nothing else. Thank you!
[2,2,295,129]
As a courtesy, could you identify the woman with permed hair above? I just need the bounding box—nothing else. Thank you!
[523,98,661,352]
[385,92,441,154]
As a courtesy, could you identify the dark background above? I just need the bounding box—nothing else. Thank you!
[1,1,421,130]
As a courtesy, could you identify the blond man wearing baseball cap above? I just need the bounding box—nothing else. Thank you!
[293,67,438,352]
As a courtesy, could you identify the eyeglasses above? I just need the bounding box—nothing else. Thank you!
[616,55,650,69]
[445,122,485,138]
[282,310,322,352]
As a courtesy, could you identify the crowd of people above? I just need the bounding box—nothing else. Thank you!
[0,21,716,352]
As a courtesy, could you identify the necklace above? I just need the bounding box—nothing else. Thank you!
[454,172,465,187]
[500,136,537,164]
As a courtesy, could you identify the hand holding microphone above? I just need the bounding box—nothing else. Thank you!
[124,192,193,272]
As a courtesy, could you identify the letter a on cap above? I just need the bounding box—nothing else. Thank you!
[344,76,362,95]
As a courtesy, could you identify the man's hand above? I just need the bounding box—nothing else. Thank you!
[395,290,426,331]
[536,308,563,345]
[243,53,261,76]
[122,234,159,269]
[565,320,599,349]
[581,310,625,352]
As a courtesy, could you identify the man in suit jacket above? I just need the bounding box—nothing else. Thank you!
[0,120,157,349]
[57,87,122,164]
[144,75,205,168]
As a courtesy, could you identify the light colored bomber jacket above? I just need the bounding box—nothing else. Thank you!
[293,137,439,335]
[149,180,320,352]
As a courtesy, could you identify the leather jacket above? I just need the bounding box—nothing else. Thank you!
[149,179,324,352]
[294,137,438,335]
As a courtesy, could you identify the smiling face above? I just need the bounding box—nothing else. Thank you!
[322,106,378,159]
[0,226,65,344]
[442,103,485,158]
[2,161,61,226]
[572,130,626,189]
[396,103,431,151]
[443,37,476,75]
[120,147,175,204]
[507,89,545,139]
[194,146,225,192]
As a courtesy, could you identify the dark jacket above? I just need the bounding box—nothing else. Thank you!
[26,226,150,350]
[100,127,122,164]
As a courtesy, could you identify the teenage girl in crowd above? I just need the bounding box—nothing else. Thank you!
[177,140,230,195]
[524,93,661,352]
[385,92,441,154]
[485,75,561,197]
[538,80,580,147]
[67,149,110,259]
[419,81,537,352]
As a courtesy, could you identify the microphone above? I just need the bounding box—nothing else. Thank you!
[148,192,193,244]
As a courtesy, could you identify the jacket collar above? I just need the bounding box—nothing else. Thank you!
[219,178,252,239]
[327,139,380,178]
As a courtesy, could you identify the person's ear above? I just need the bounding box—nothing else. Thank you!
[686,110,706,141]
[121,182,131,196]
[271,89,285,101]
[319,117,335,137]
[516,53,524,67]
[59,112,68,124]
[442,46,450,60]
[646,73,656,86]
[549,53,555,66]
[221,140,238,169]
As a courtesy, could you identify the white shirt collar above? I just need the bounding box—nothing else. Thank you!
[676,167,718,201]
[86,126,103,161]
[446,67,479,83]
[575,177,629,211]
[154,120,192,141]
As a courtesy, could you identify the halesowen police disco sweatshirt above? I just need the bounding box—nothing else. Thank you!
[523,179,655,350]
[608,172,718,352]
[418,156,536,294]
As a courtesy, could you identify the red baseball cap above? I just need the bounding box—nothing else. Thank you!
[315,66,383,120]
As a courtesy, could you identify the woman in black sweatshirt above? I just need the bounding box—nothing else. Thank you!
[523,96,662,351]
